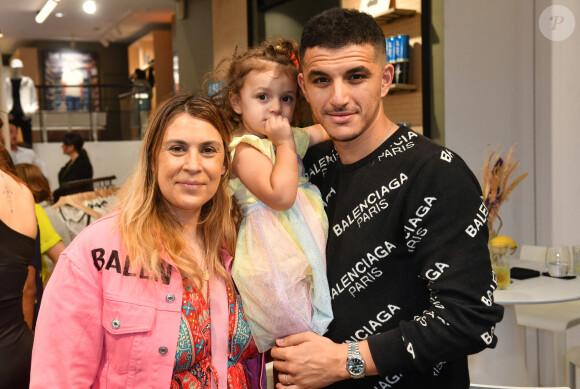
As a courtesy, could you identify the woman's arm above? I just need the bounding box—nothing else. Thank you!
[30,251,104,387]
[232,116,298,211]
[22,265,36,331]
[44,241,66,284]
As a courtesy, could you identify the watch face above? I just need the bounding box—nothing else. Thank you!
[347,358,365,375]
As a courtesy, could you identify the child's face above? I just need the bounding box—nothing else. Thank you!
[230,65,297,137]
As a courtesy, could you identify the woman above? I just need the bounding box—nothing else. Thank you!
[0,140,37,388]
[53,132,93,201]
[15,163,67,284]
[30,94,265,388]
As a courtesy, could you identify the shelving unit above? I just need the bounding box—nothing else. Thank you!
[373,8,416,23]
[347,0,423,132]
[390,83,418,93]
[377,1,423,134]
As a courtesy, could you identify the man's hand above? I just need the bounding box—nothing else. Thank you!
[271,331,350,389]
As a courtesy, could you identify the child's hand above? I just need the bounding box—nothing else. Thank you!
[265,115,294,147]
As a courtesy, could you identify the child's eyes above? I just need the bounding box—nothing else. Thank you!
[281,96,293,103]
[257,94,268,101]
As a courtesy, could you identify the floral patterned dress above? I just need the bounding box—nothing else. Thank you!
[171,278,258,388]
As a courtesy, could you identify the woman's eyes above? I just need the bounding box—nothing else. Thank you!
[168,145,218,155]
[201,146,218,154]
[169,145,186,153]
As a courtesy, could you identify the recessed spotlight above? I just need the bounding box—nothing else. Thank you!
[55,12,63,17]
[83,0,97,14]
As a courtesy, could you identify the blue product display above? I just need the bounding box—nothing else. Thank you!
[395,34,410,61]
[393,34,410,84]
[387,36,396,64]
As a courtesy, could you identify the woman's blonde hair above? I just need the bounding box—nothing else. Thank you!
[115,93,236,283]
[15,163,52,203]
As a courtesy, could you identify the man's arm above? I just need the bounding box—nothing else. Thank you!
[364,152,503,376]
[272,333,381,388]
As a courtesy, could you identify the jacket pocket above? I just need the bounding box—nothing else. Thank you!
[102,297,155,375]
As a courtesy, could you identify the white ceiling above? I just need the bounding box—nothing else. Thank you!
[0,0,176,57]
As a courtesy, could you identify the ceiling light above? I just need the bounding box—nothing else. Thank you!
[83,0,97,14]
[35,0,58,24]
[0,28,3,39]
[55,12,64,18]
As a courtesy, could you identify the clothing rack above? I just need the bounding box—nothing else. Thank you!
[60,175,117,190]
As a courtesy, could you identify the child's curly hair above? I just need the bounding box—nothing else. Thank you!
[209,38,305,129]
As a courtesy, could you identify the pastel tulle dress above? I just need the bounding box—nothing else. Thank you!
[229,127,333,352]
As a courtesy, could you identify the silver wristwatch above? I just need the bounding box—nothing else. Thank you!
[346,342,366,379]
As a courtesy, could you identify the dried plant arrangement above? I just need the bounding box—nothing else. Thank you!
[481,144,528,237]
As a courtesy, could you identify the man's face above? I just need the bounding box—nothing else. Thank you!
[298,44,392,144]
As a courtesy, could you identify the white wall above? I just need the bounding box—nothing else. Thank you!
[444,0,580,248]
[33,141,142,191]
[444,0,536,246]
[535,0,580,246]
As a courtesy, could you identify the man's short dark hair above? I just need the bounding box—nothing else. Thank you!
[300,8,386,62]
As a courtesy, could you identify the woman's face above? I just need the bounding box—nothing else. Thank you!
[61,143,74,156]
[156,113,226,224]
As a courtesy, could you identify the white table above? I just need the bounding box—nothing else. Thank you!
[469,259,580,386]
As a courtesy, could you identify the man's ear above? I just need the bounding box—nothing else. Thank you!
[297,73,310,103]
[229,93,242,114]
[381,63,394,98]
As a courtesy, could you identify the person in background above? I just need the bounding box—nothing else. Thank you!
[0,139,37,388]
[271,8,504,389]
[53,131,93,201]
[30,94,265,388]
[4,58,38,147]
[8,119,48,177]
[131,68,153,138]
[61,60,85,111]
[15,163,67,285]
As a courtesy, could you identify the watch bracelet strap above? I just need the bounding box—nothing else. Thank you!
[347,342,365,378]
[348,341,360,358]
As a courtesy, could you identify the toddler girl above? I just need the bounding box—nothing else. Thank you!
[214,38,333,352]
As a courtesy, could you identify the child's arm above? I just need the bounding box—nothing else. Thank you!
[303,124,330,147]
[232,116,299,211]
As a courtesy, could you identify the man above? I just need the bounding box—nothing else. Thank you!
[8,120,48,177]
[270,8,503,389]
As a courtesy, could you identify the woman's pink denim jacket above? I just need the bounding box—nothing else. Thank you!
[30,211,265,388]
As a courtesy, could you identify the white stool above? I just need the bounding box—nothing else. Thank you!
[566,346,580,389]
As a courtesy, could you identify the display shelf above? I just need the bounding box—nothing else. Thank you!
[390,83,417,93]
[374,8,416,24]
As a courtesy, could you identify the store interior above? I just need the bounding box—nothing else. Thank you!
[1,0,579,387]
